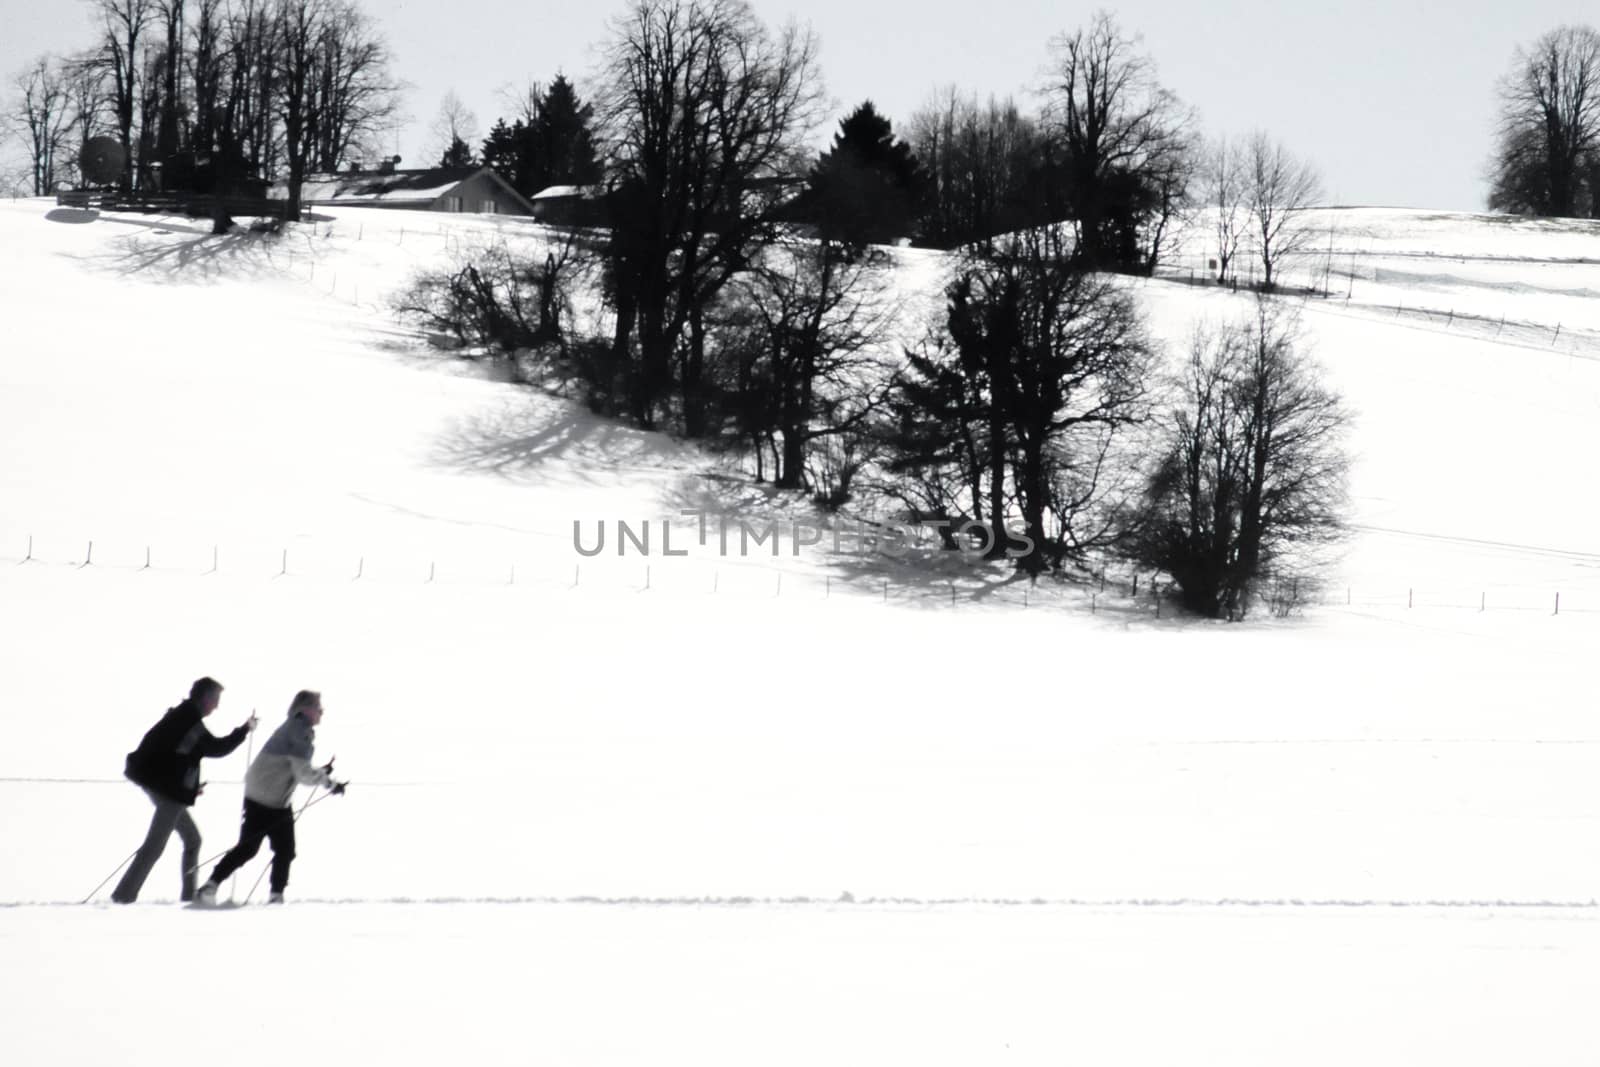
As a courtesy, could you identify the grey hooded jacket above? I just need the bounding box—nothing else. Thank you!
[244,712,334,809]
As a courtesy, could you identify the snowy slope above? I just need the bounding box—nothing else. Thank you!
[2,200,1598,1066]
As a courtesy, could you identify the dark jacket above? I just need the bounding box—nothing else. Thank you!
[124,699,250,806]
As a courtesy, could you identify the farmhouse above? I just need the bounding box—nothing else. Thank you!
[528,184,607,226]
[297,163,537,216]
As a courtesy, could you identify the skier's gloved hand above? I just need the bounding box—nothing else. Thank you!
[321,758,336,776]
[330,781,347,796]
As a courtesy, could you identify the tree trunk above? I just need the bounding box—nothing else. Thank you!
[682,302,708,438]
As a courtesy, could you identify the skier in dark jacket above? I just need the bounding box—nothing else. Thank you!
[112,677,256,903]
[198,689,346,905]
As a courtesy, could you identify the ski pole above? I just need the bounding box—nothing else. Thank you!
[82,850,138,904]
[242,784,321,905]
[230,711,257,901]
[186,848,232,879]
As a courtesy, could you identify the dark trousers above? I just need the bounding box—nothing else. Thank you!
[113,788,201,903]
[208,799,297,894]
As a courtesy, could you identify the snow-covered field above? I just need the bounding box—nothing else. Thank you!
[2,200,1598,1065]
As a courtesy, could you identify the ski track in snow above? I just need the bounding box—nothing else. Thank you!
[9,894,1598,912]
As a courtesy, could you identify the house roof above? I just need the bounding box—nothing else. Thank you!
[300,166,482,204]
[531,184,603,200]
[298,166,539,214]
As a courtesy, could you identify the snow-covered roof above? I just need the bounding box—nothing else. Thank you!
[299,167,484,204]
[531,184,602,200]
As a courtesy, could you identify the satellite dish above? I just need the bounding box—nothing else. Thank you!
[79,137,126,187]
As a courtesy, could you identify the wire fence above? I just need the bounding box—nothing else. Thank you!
[5,528,1600,621]
[1150,248,1600,361]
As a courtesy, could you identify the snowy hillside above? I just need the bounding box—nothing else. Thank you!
[2,199,1598,1066]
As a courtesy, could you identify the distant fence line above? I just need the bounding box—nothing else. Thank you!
[1152,251,1600,358]
[4,531,1598,620]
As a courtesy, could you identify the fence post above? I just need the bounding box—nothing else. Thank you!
[826,575,830,598]
[1480,592,1485,612]
[22,535,31,563]
[1408,588,1413,609]
[1132,575,1139,597]
[573,563,580,587]
[1553,324,1562,346]
[644,564,650,591]
[1091,593,1096,614]
[279,549,287,577]
[713,570,719,594]
[1555,592,1561,616]
[82,541,93,567]
[355,557,363,580]
[883,578,888,602]
[142,546,151,571]
[209,545,218,574]
[776,572,782,597]
[427,561,435,584]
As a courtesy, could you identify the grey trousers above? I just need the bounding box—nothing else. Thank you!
[112,788,201,903]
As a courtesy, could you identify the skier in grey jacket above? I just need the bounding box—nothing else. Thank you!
[196,690,347,904]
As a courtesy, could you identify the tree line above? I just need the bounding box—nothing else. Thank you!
[4,0,401,220]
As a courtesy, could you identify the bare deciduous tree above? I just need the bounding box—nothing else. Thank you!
[1244,130,1322,290]
[311,0,402,171]
[1042,10,1195,272]
[594,0,826,431]
[272,0,326,218]
[717,239,895,491]
[427,89,479,167]
[906,88,1046,250]
[86,0,156,188]
[7,56,77,194]
[1202,135,1246,284]
[153,0,186,166]
[62,51,112,152]
[888,226,1156,573]
[1129,300,1349,619]
[223,0,283,182]
[1489,24,1600,217]
[188,0,226,155]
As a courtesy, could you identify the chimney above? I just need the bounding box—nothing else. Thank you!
[379,154,401,175]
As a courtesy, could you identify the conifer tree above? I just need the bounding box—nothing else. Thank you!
[439,134,475,168]
[807,101,922,248]
[533,74,600,187]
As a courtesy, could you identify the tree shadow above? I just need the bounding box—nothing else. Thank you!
[62,227,290,284]
[430,392,706,485]
[658,469,1055,608]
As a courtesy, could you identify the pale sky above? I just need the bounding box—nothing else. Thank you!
[6,0,1599,210]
